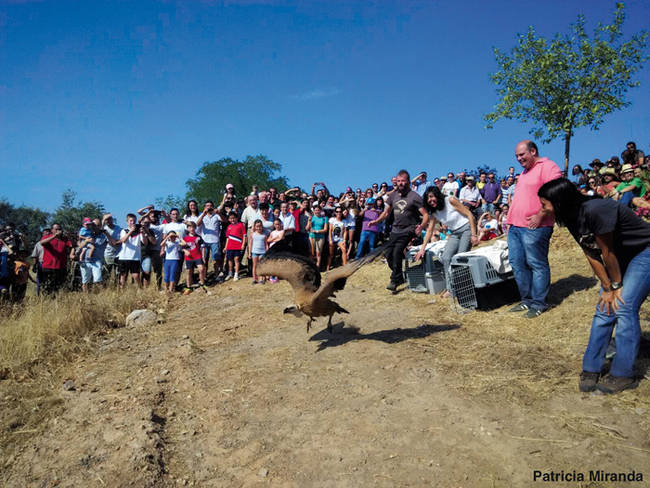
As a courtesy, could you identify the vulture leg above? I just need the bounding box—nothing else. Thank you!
[306,317,313,333]
[327,315,333,333]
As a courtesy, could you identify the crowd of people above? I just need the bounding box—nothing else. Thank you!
[1,138,649,394]
[0,139,647,304]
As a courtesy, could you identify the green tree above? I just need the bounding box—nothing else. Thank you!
[485,3,648,175]
[154,194,185,212]
[51,190,106,236]
[0,199,50,249]
[185,155,290,204]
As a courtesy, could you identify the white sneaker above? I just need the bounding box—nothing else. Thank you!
[233,273,239,281]
[224,273,233,281]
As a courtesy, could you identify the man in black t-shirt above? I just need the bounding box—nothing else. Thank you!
[370,169,428,291]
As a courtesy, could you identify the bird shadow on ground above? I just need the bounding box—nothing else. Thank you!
[548,274,598,306]
[309,323,461,352]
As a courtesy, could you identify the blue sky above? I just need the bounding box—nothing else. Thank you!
[1,0,649,225]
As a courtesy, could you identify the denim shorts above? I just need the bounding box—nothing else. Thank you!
[204,242,222,261]
[164,259,180,283]
[251,252,265,259]
[141,256,152,273]
[80,259,102,284]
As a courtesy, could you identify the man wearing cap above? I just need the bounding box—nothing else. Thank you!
[507,140,562,318]
[614,164,646,207]
[411,172,433,197]
[459,176,481,219]
[79,217,109,292]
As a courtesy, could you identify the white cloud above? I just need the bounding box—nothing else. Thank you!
[291,88,341,101]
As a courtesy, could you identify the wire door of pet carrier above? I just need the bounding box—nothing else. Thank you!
[449,254,517,311]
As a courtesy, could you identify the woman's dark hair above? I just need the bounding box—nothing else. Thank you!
[423,185,445,213]
[571,164,583,175]
[537,178,591,228]
[185,199,199,217]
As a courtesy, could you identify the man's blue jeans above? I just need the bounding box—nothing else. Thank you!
[355,230,377,259]
[507,225,553,311]
[583,246,650,378]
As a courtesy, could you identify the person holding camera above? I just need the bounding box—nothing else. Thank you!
[196,200,225,282]
[115,213,155,289]
[102,213,122,283]
[40,223,73,294]
[355,198,381,259]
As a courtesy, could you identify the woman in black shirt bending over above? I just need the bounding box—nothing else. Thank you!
[538,178,650,394]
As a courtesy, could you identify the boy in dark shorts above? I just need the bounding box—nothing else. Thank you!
[180,221,205,294]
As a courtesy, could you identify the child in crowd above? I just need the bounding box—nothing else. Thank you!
[435,223,452,241]
[224,211,246,281]
[268,218,285,248]
[248,219,268,284]
[497,204,509,234]
[266,219,284,283]
[77,217,96,261]
[12,250,34,301]
[181,221,205,294]
[307,205,328,269]
[478,212,499,241]
[160,231,181,293]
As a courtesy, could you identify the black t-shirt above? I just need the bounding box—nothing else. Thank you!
[386,190,423,235]
[570,198,650,272]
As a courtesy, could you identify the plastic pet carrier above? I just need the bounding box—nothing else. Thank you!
[404,248,446,294]
[449,254,518,310]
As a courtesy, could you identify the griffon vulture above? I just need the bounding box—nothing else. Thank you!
[256,245,385,333]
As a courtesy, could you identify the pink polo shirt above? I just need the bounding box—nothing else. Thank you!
[507,157,562,228]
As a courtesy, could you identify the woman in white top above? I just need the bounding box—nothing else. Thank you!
[327,207,348,270]
[183,200,202,235]
[415,186,478,294]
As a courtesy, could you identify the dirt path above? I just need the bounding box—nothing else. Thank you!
[2,261,649,487]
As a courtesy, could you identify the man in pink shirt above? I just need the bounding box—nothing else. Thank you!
[507,140,562,318]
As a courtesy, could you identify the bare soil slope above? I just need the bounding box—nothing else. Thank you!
[2,230,649,487]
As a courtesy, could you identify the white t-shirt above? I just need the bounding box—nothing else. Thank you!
[163,222,186,239]
[149,224,165,251]
[241,206,261,230]
[118,229,144,261]
[442,181,460,197]
[433,197,469,232]
[200,213,221,244]
[164,240,182,260]
[279,213,295,232]
[482,218,498,231]
[261,218,274,234]
[329,218,346,243]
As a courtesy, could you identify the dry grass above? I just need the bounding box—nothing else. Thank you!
[0,287,164,377]
[355,228,650,407]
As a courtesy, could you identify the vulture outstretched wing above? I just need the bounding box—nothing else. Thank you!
[312,244,387,303]
[256,251,321,294]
